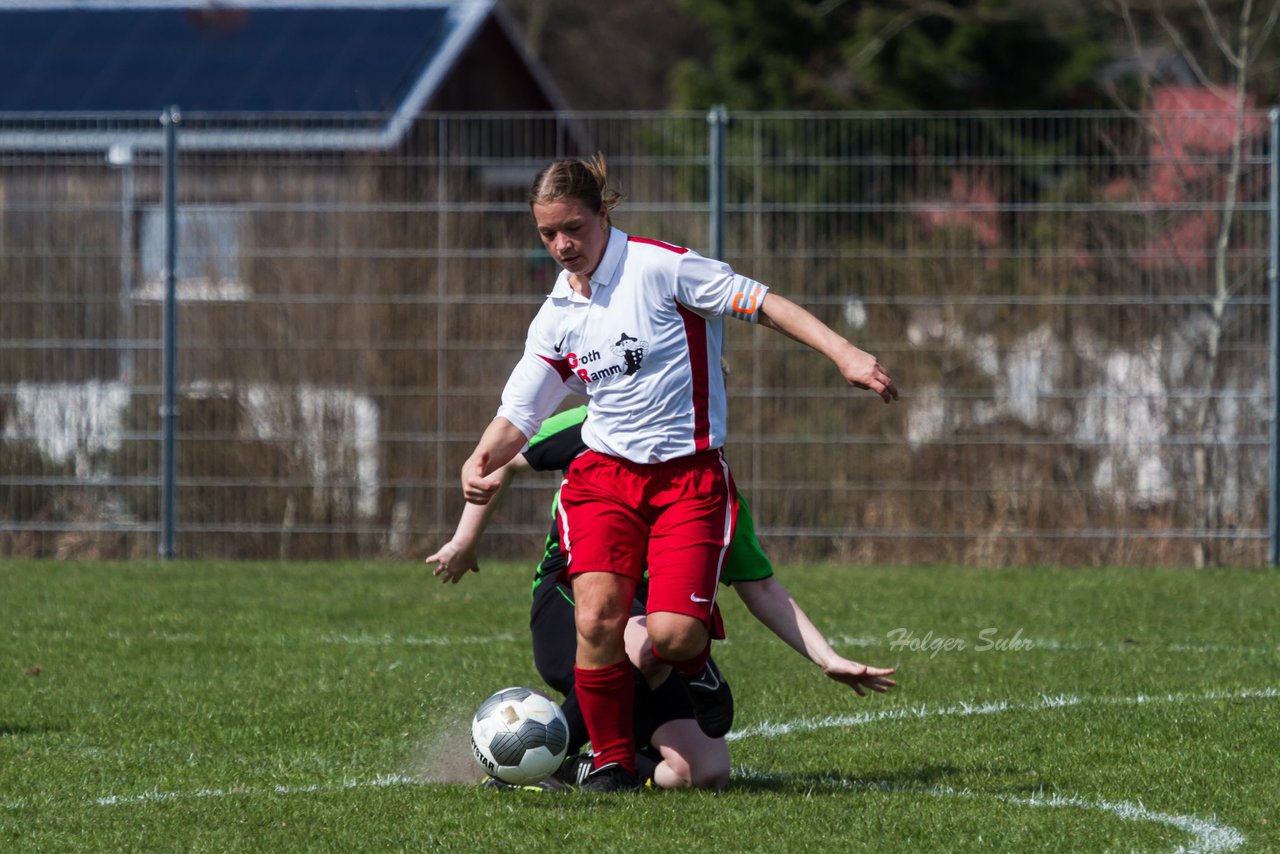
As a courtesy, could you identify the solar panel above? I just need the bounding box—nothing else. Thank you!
[0,7,455,113]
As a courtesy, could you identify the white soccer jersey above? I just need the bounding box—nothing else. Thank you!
[496,228,769,463]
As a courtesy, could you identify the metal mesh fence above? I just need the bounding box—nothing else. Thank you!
[0,109,1272,565]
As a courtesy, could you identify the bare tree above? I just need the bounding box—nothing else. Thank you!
[1109,0,1280,565]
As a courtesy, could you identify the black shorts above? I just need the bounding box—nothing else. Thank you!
[529,576,697,749]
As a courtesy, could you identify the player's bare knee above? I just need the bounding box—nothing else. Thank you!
[646,612,708,662]
[649,634,698,662]
[575,610,627,648]
[692,758,731,791]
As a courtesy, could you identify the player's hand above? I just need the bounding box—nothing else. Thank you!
[426,541,479,584]
[836,344,898,403]
[461,451,504,504]
[822,658,897,696]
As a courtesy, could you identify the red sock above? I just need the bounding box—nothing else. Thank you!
[574,661,636,773]
[652,640,710,678]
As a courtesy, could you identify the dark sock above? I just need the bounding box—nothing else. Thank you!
[557,690,589,755]
[634,750,659,785]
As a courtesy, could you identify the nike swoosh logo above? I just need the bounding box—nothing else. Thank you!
[554,333,569,354]
[690,593,712,604]
[689,669,720,691]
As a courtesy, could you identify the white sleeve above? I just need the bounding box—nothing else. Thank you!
[496,352,573,441]
[674,251,769,323]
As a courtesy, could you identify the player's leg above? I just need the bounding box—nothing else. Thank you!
[643,450,738,738]
[560,452,650,791]
[627,637,731,790]
[648,717,730,790]
[623,606,667,688]
[570,571,642,792]
[570,568,635,756]
[554,598,664,788]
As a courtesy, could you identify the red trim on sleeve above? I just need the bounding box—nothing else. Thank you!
[539,354,574,383]
[676,304,711,451]
[629,236,689,255]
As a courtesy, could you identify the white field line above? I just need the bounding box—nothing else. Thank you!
[731,769,1245,854]
[726,686,1280,742]
[999,791,1245,854]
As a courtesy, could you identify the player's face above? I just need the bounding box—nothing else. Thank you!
[532,198,609,277]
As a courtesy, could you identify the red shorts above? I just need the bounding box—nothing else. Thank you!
[557,448,737,635]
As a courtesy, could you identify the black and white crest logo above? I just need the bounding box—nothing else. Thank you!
[610,332,648,376]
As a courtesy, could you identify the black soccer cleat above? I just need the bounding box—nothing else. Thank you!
[554,752,595,787]
[681,657,734,738]
[578,761,642,793]
[558,752,657,789]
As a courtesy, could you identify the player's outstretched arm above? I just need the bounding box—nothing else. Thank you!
[733,575,896,697]
[427,468,511,584]
[757,293,898,403]
[430,450,531,584]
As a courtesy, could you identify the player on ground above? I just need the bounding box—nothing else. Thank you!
[432,405,896,790]
[460,154,897,792]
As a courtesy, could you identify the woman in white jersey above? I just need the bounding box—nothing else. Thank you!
[461,155,897,792]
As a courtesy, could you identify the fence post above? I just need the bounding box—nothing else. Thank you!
[707,104,728,259]
[1270,107,1279,566]
[160,106,181,559]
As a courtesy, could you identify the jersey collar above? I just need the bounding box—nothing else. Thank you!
[548,227,628,300]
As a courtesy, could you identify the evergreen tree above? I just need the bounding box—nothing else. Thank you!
[671,0,1113,110]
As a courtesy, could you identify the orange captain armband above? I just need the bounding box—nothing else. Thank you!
[730,286,764,321]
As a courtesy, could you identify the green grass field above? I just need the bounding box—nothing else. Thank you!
[2,559,1277,852]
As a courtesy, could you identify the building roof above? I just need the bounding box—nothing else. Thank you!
[0,1,568,150]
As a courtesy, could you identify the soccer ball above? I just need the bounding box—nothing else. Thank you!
[470,687,569,785]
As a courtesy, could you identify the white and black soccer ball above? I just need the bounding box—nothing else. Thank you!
[470,687,569,785]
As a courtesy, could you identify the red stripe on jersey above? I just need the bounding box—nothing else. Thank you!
[629,236,689,255]
[676,303,711,451]
[539,354,573,383]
